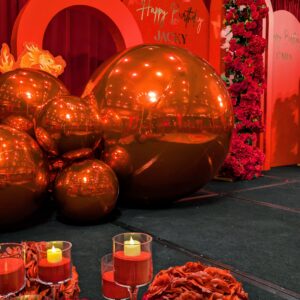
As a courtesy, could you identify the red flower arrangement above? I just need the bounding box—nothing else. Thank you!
[220,0,268,180]
[143,262,248,300]
[11,242,80,299]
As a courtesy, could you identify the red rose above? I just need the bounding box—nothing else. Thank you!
[226,8,238,23]
[223,52,233,64]
[241,90,260,102]
[256,0,266,6]
[229,80,249,95]
[248,35,266,54]
[259,6,269,18]
[245,21,257,30]
[232,23,245,36]
[241,64,255,76]
[244,57,254,66]
[232,57,243,70]
[236,0,254,5]
[235,47,246,57]
[229,38,243,51]
[231,97,238,106]
[250,4,260,19]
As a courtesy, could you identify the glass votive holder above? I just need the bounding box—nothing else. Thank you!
[101,253,129,300]
[0,243,25,298]
[36,241,72,285]
[112,233,153,288]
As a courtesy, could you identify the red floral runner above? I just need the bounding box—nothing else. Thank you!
[143,262,248,300]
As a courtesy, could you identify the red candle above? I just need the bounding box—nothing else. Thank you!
[114,251,152,286]
[38,257,71,283]
[0,258,25,295]
[102,270,129,299]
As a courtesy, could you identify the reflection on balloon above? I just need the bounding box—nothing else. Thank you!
[102,146,133,177]
[83,44,234,205]
[62,148,94,161]
[35,95,102,156]
[0,125,49,226]
[0,68,69,133]
[54,159,119,223]
[48,157,67,189]
[2,115,33,133]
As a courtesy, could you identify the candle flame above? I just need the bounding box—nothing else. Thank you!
[129,236,135,245]
[51,245,56,252]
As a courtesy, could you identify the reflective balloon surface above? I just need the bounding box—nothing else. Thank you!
[0,68,69,132]
[35,95,102,156]
[0,125,49,226]
[102,146,133,177]
[55,159,118,223]
[2,115,33,133]
[62,148,94,161]
[83,44,234,205]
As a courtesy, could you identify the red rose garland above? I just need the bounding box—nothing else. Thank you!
[220,0,268,180]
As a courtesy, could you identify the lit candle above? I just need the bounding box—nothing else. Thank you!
[47,246,62,263]
[124,236,141,256]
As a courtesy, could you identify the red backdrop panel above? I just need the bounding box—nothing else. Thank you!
[0,0,27,46]
[1,0,299,96]
[122,0,209,59]
[269,10,300,166]
[2,0,214,95]
[43,6,118,96]
[271,0,300,20]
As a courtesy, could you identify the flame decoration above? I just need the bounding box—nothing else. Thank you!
[0,43,15,73]
[0,42,66,77]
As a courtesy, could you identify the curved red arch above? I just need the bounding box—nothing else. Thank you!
[11,0,143,56]
[209,0,223,73]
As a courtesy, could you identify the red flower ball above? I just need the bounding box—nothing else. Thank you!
[143,262,248,300]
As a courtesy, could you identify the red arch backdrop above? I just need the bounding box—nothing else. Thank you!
[1,0,298,95]
[272,0,300,20]
[0,1,116,95]
[11,0,143,95]
[43,6,118,96]
[0,0,222,95]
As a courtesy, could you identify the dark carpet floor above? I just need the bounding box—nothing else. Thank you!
[1,166,299,300]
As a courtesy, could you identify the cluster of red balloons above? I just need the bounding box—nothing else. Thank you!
[0,45,234,227]
[0,69,118,226]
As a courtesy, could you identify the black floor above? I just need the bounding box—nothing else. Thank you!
[1,166,300,300]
